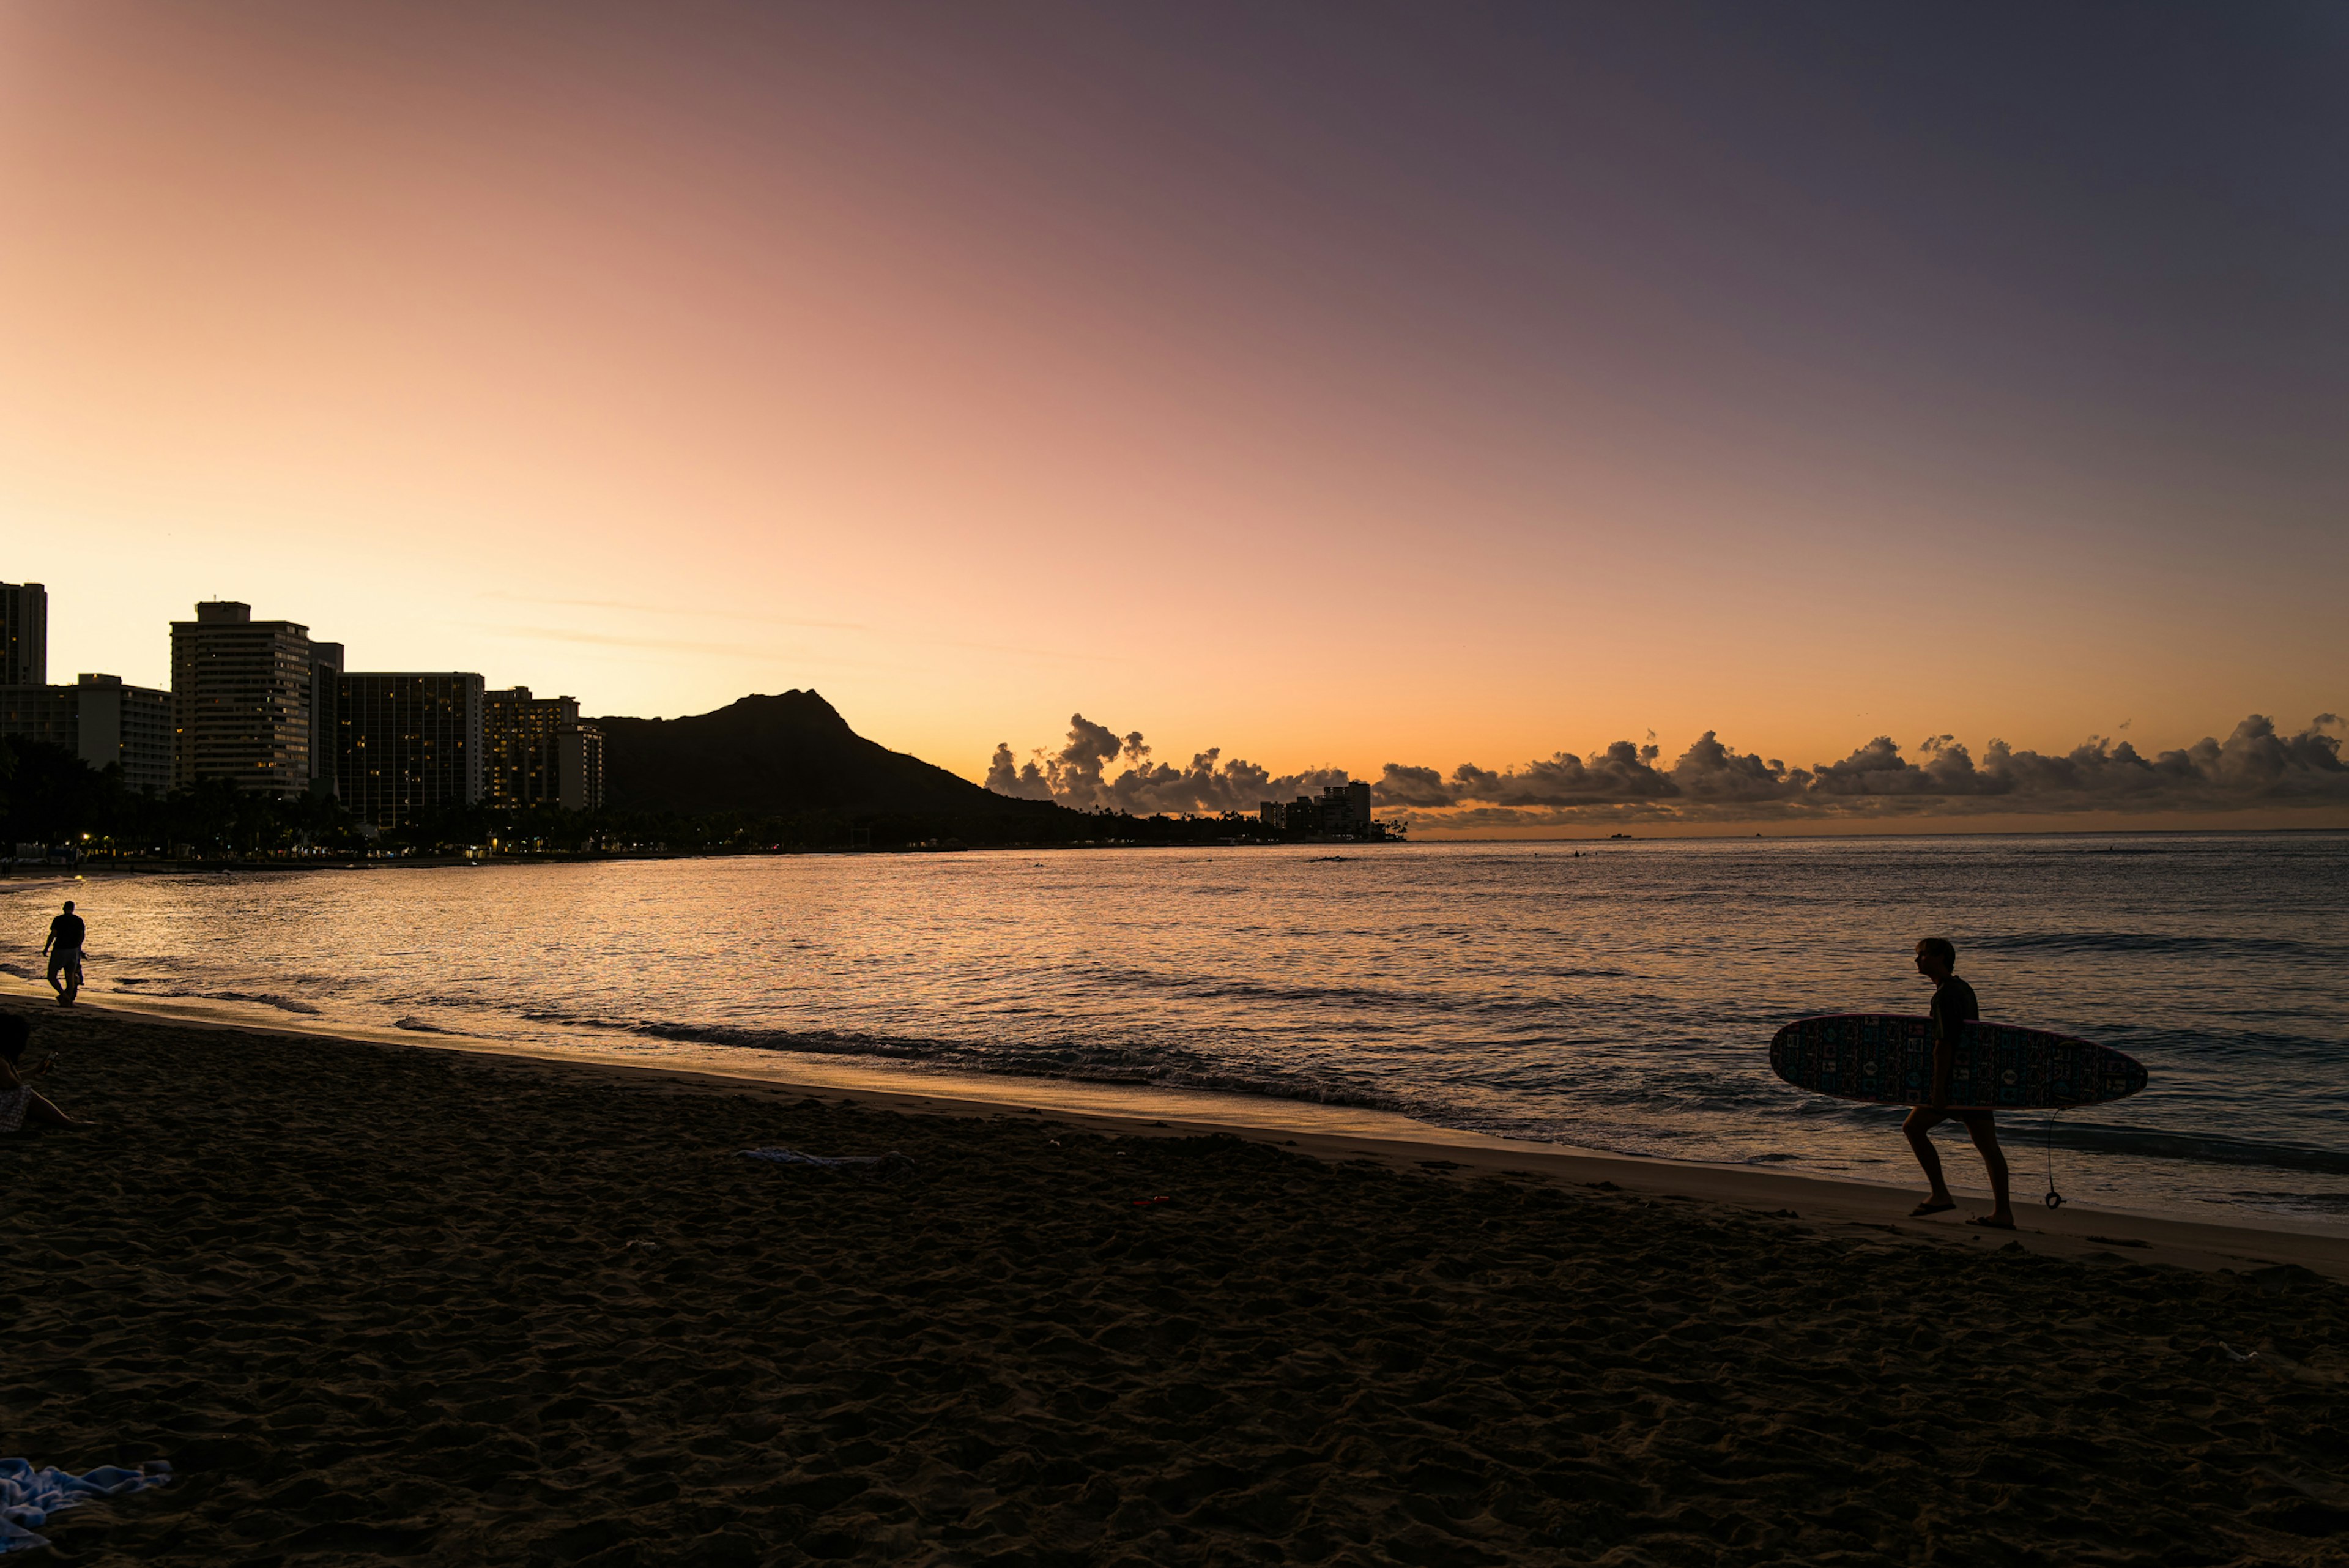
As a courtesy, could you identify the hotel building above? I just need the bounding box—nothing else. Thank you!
[0,581,45,686]
[485,686,606,814]
[336,672,486,828]
[169,601,326,797]
[0,674,173,797]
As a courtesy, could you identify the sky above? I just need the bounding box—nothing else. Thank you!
[3,3,2344,831]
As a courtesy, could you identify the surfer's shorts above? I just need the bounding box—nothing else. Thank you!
[47,947,82,978]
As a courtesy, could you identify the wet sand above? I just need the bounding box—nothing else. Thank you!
[6,1002,2348,1566]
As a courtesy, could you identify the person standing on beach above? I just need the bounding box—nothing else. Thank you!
[1902,937,2016,1229]
[42,899,85,1008]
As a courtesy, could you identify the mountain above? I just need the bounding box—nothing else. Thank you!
[592,690,1056,821]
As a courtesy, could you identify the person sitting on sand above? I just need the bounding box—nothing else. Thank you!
[0,1015,86,1131]
[42,899,86,1007]
[1902,938,2016,1230]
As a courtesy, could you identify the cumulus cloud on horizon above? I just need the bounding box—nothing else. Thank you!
[988,713,2349,822]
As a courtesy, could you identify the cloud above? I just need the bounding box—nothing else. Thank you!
[1671,731,1805,802]
[990,715,1349,816]
[1373,764,1452,808]
[990,713,2349,822]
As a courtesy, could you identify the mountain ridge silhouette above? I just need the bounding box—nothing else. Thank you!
[592,690,1056,820]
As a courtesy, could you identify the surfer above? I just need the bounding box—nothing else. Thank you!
[1902,938,2015,1229]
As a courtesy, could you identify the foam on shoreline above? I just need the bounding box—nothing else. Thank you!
[9,973,2345,1278]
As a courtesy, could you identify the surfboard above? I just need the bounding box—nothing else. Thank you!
[1769,1014,2147,1110]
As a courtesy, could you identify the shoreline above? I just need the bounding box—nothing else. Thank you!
[12,975,2344,1279]
[5,820,2345,881]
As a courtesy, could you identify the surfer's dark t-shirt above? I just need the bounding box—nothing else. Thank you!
[1930,976,1979,1047]
[49,912,84,950]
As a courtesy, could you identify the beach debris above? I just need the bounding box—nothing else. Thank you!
[0,1459,171,1553]
[740,1147,914,1180]
[2221,1345,2343,1386]
[2084,1235,2150,1249]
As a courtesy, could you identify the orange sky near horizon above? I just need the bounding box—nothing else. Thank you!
[3,4,2343,809]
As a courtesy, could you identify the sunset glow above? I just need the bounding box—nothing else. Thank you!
[4,4,2342,831]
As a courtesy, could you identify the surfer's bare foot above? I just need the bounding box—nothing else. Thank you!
[1966,1214,2016,1230]
[1909,1200,1956,1216]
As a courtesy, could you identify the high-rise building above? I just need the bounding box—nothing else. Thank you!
[0,685,75,751]
[69,674,173,796]
[484,686,577,808]
[0,581,46,686]
[335,672,484,828]
[308,642,344,797]
[0,674,173,796]
[170,601,319,797]
[558,723,605,813]
[484,688,606,813]
[1314,781,1375,836]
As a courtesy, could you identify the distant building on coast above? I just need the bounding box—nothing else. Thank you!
[1260,780,1378,838]
[483,686,602,811]
[170,601,333,797]
[308,641,344,798]
[0,673,173,795]
[484,686,570,807]
[0,582,46,686]
[336,672,486,828]
[557,720,605,813]
[1324,781,1373,836]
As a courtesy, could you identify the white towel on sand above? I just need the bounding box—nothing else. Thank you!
[0,1460,170,1553]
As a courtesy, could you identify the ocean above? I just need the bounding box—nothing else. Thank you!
[11,832,2346,1229]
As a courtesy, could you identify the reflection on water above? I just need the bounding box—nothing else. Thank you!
[13,832,2347,1228]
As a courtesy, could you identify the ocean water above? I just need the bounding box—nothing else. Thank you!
[10,833,2347,1229]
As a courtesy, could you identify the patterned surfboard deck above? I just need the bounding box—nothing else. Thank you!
[1769,1014,2148,1110]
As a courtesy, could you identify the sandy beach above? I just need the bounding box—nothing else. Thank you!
[6,999,2348,1566]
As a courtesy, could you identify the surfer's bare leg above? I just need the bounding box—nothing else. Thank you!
[1902,1108,1956,1213]
[1962,1114,2014,1228]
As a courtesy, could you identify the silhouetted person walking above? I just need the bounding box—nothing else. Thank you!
[1902,937,2015,1228]
[42,899,85,1007]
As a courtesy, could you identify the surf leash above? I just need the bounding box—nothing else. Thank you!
[2043,1110,2065,1209]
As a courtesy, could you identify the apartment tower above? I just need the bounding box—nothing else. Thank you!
[336,672,485,828]
[169,601,320,796]
[0,581,46,686]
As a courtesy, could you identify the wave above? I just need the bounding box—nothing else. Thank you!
[126,988,326,1016]
[514,1009,1417,1116]
[2026,1120,2349,1176]
[1972,931,2334,958]
[2228,1191,2349,1215]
